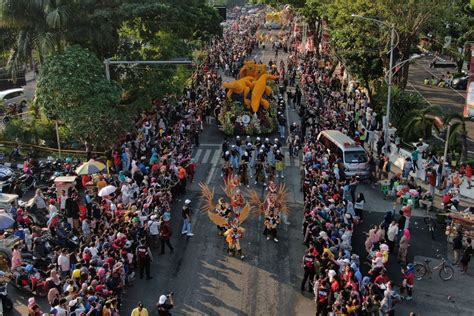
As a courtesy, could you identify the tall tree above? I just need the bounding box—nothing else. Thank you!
[35,46,133,149]
[325,0,386,99]
[381,0,447,89]
[0,0,70,77]
[444,113,469,162]
[425,0,474,73]
[299,0,330,57]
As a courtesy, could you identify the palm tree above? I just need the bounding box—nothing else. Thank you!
[0,0,70,79]
[444,113,468,162]
[401,106,442,141]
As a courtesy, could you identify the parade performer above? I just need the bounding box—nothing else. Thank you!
[238,161,249,188]
[200,183,251,259]
[230,188,245,214]
[249,182,288,244]
[224,225,246,259]
[264,207,280,242]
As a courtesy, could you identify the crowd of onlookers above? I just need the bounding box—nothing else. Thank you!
[285,46,417,314]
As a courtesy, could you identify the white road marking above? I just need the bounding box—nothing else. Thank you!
[205,149,222,184]
[202,149,212,164]
[193,149,203,162]
[210,150,220,165]
[413,60,465,98]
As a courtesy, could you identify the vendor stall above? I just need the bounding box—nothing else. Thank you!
[54,176,77,194]
[445,211,474,243]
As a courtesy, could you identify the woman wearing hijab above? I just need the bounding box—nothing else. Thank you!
[398,229,411,265]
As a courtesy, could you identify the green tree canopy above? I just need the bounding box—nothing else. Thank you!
[325,0,387,99]
[35,46,132,149]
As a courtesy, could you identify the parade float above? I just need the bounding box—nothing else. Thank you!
[219,61,279,135]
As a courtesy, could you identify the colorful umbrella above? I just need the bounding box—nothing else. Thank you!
[98,185,117,197]
[0,213,15,230]
[75,159,106,175]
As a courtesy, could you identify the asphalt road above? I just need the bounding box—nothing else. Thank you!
[406,57,474,150]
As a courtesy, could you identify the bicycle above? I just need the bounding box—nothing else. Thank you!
[413,253,454,281]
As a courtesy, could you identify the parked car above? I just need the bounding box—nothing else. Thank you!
[0,88,26,108]
[451,74,468,90]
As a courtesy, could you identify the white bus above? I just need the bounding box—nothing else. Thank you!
[317,130,369,177]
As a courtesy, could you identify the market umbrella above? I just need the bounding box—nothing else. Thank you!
[98,185,117,197]
[75,159,106,175]
[0,213,15,230]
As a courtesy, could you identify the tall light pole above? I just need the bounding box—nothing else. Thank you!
[351,14,399,152]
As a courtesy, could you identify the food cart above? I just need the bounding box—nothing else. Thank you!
[445,211,474,243]
[53,176,76,194]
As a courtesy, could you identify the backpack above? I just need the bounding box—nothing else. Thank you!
[137,246,149,261]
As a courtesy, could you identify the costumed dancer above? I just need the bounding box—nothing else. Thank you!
[199,183,251,260]
[239,161,249,188]
[254,152,267,186]
[264,207,280,242]
[215,198,230,235]
[224,224,246,259]
[231,188,245,215]
[249,181,289,244]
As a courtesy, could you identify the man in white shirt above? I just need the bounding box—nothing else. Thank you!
[148,215,160,247]
[387,220,399,253]
[57,249,70,278]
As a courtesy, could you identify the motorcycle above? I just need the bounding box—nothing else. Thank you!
[10,264,48,297]
[18,199,47,226]
[18,173,36,193]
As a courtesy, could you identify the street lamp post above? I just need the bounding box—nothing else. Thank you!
[386,26,395,152]
[350,14,399,153]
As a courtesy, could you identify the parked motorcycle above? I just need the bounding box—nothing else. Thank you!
[10,264,48,297]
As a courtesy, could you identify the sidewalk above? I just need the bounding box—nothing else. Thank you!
[384,143,473,207]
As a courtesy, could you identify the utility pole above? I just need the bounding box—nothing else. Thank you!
[103,59,192,81]
[385,25,396,153]
[55,120,62,158]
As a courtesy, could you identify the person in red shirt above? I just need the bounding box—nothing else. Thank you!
[113,151,121,172]
[374,270,390,288]
[316,279,330,315]
[400,264,415,300]
[187,159,197,183]
[427,168,437,197]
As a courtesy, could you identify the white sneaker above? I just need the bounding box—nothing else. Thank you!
[274,238,279,242]
[281,175,284,179]
[181,231,187,235]
[254,181,258,185]
[246,185,250,188]
[266,237,270,240]
[187,233,194,236]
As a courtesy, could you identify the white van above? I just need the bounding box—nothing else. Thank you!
[317,130,369,177]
